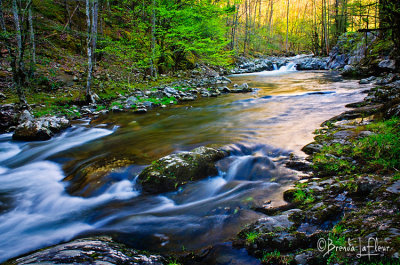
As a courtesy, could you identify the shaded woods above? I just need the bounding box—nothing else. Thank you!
[0,0,399,105]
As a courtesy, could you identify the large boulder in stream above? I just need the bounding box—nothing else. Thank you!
[13,112,70,141]
[295,57,328,70]
[9,236,165,265]
[138,146,228,194]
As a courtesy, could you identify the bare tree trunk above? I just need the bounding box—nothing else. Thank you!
[150,0,157,78]
[86,0,98,103]
[286,0,289,53]
[325,0,330,54]
[12,0,28,105]
[12,0,22,58]
[243,0,248,55]
[86,0,93,102]
[28,5,36,75]
[91,0,98,61]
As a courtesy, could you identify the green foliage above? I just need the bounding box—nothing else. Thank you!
[245,231,260,243]
[167,261,181,265]
[293,188,315,204]
[354,118,400,172]
[33,104,81,119]
[262,250,293,264]
[97,0,232,76]
[96,105,107,111]
[110,101,123,110]
[313,118,400,176]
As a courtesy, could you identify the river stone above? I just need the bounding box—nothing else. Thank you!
[0,104,18,133]
[378,59,396,71]
[9,237,165,265]
[301,142,323,155]
[164,86,178,96]
[387,181,400,194]
[138,146,228,194]
[13,116,70,141]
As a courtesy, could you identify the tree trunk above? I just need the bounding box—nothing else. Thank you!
[28,5,36,75]
[150,0,157,78]
[86,0,98,103]
[12,0,27,105]
[286,0,289,53]
[243,0,248,55]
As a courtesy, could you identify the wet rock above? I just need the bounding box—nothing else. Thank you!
[138,146,227,194]
[0,104,18,133]
[252,210,299,231]
[329,54,349,70]
[219,76,232,84]
[387,181,400,194]
[181,96,196,101]
[81,106,93,115]
[378,59,396,71]
[18,110,33,122]
[218,86,231,93]
[333,130,356,139]
[231,83,253,93]
[253,202,296,216]
[358,130,373,138]
[126,96,138,106]
[164,86,178,96]
[359,78,370,84]
[111,105,123,112]
[142,101,154,108]
[295,251,314,265]
[301,142,323,155]
[285,158,312,172]
[9,237,165,265]
[134,107,147,114]
[0,92,6,100]
[323,104,382,124]
[296,57,328,70]
[13,116,70,141]
[385,103,400,118]
[341,65,357,76]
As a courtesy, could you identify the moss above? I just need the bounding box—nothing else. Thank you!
[261,250,294,265]
[312,117,400,176]
[246,231,260,243]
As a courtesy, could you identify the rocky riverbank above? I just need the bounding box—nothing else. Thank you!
[231,72,400,264]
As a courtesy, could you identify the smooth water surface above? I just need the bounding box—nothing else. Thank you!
[0,69,368,262]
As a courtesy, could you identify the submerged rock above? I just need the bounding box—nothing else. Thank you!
[138,146,227,194]
[231,83,253,93]
[13,115,70,141]
[9,236,165,265]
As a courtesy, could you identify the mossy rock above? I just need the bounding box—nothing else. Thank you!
[137,146,227,194]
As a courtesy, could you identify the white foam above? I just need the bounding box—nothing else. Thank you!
[0,161,138,262]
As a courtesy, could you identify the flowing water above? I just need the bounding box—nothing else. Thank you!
[0,67,368,263]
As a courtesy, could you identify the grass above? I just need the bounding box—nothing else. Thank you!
[393,173,400,181]
[261,250,293,264]
[313,117,400,176]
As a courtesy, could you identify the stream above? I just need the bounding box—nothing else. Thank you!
[0,66,368,263]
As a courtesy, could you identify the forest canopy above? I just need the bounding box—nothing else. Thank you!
[0,0,399,104]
